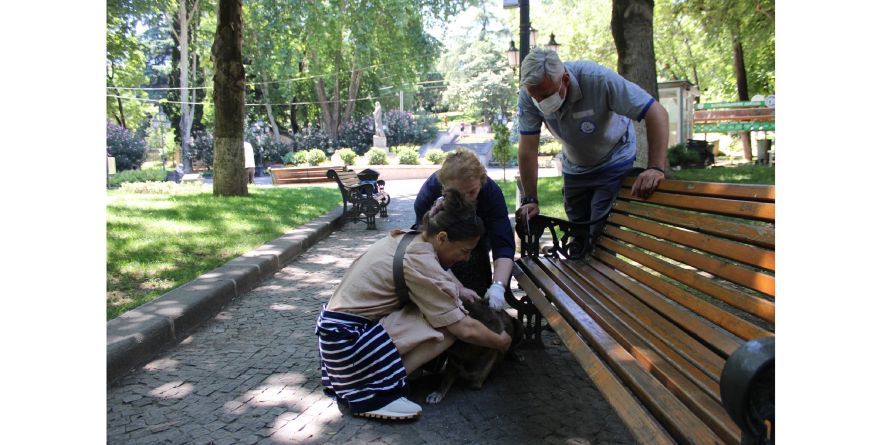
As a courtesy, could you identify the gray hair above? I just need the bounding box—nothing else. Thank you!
[520,48,565,88]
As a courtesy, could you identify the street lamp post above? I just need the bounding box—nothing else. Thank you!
[506,40,519,72]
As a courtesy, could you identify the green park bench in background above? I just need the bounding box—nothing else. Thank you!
[511,175,775,445]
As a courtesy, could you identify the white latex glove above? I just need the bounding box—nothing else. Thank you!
[485,282,506,311]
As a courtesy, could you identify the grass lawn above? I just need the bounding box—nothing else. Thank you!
[106,184,341,320]
[493,164,774,220]
[671,164,775,184]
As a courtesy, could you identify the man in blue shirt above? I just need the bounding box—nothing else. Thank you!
[515,48,669,248]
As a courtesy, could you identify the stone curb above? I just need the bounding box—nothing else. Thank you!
[107,207,345,386]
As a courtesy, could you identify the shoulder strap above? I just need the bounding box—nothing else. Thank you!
[393,231,420,307]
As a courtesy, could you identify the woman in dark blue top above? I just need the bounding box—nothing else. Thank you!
[413,149,515,310]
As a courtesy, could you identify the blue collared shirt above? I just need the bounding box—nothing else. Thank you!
[517,60,654,175]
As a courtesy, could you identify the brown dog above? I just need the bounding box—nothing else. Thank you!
[425,298,523,404]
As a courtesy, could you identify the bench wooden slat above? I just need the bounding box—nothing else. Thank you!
[616,189,775,222]
[621,177,775,202]
[599,232,775,324]
[585,258,743,358]
[613,201,775,249]
[522,260,727,445]
[603,223,776,299]
[594,245,771,342]
[545,259,723,388]
[608,213,775,272]
[556,259,726,385]
[515,265,679,445]
[541,258,742,444]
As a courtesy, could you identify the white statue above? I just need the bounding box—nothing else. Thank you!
[373,101,384,137]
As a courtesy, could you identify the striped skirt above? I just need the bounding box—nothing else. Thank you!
[315,305,409,413]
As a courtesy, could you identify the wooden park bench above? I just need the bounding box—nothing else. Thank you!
[327,168,390,230]
[269,165,346,185]
[510,176,775,445]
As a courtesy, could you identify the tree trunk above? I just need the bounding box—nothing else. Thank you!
[176,0,200,173]
[212,0,247,196]
[611,0,659,169]
[257,73,281,142]
[107,66,127,129]
[314,77,338,138]
[115,93,127,129]
[290,98,299,134]
[731,30,753,161]
[343,63,362,124]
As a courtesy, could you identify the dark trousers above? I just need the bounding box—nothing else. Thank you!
[562,159,634,246]
[245,167,255,184]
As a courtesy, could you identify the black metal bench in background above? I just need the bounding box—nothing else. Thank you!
[512,176,775,445]
[326,168,389,230]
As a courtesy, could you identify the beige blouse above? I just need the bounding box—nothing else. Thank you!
[327,230,468,328]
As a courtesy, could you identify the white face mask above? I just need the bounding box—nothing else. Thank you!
[531,79,566,114]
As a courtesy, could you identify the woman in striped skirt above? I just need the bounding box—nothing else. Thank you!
[316,190,512,420]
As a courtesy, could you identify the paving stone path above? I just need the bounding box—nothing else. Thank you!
[106,179,636,445]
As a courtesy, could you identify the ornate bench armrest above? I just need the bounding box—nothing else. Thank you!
[516,214,590,260]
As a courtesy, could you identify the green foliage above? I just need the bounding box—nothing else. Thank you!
[397,148,420,165]
[656,0,775,99]
[338,148,357,166]
[440,37,516,122]
[306,148,328,166]
[539,140,562,155]
[106,186,342,319]
[283,150,307,166]
[107,121,148,171]
[109,168,168,186]
[425,148,447,164]
[366,148,389,165]
[667,143,702,168]
[492,124,513,177]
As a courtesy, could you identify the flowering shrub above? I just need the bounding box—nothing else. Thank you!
[190,130,214,168]
[338,116,374,155]
[383,111,439,146]
[425,148,446,164]
[397,147,419,165]
[306,148,327,166]
[337,148,357,166]
[107,121,147,171]
[366,148,388,165]
[262,140,293,165]
[292,126,335,153]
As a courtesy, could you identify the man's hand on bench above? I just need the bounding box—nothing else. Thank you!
[631,168,665,199]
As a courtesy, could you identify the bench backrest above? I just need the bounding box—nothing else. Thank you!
[596,177,775,355]
[327,169,361,188]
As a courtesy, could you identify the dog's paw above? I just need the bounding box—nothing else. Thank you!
[426,391,445,404]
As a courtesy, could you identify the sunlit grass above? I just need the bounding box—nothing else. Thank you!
[106,185,341,320]
[671,165,774,184]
